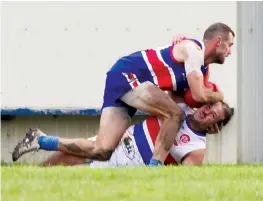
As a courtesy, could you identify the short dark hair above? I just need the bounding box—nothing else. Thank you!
[218,101,234,126]
[203,22,235,40]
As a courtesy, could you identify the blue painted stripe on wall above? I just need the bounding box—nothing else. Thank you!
[0,108,147,116]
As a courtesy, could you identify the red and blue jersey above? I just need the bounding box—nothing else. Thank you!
[102,39,209,117]
[133,112,207,165]
[133,116,178,165]
[108,39,209,94]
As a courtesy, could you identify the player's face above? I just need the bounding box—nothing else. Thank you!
[193,102,226,126]
[214,32,234,64]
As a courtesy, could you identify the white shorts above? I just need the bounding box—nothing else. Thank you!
[88,126,145,168]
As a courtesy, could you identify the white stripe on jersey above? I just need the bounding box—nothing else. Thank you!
[155,49,177,91]
[141,51,159,86]
[142,120,154,152]
[122,73,140,89]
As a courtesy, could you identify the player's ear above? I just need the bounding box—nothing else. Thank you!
[215,36,222,47]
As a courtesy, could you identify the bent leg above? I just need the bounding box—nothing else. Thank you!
[120,81,185,164]
[12,70,136,162]
[57,107,130,161]
[12,107,131,162]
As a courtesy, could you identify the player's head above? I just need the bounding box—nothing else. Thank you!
[203,22,235,64]
[192,101,234,130]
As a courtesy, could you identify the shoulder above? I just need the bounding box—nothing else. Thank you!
[182,39,204,55]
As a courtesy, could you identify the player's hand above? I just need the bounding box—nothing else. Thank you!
[172,34,186,44]
[206,122,223,134]
[214,84,224,101]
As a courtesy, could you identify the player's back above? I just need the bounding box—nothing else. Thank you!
[108,39,209,93]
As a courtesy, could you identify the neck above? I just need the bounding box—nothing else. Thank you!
[203,39,214,65]
[189,116,206,132]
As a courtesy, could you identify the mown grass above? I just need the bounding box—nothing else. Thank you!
[2,165,263,201]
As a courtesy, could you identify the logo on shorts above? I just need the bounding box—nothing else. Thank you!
[180,134,190,143]
[122,135,135,160]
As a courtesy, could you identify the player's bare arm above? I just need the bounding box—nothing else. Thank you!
[172,41,224,103]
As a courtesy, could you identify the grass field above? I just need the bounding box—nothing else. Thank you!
[2,165,263,201]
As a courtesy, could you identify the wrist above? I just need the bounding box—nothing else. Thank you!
[148,158,164,166]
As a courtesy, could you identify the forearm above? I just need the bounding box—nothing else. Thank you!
[152,113,185,163]
[201,88,223,103]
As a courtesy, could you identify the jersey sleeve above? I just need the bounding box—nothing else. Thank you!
[183,42,204,76]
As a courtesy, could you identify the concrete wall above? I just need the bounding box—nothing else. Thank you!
[237,2,263,164]
[1,1,238,164]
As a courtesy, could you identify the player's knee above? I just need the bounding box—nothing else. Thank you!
[95,149,113,161]
[167,107,185,123]
[93,144,114,161]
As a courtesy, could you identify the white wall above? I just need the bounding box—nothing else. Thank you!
[1,2,238,164]
[2,1,237,109]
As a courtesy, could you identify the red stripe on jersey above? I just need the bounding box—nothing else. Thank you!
[145,117,178,165]
[146,49,173,91]
[127,73,139,88]
[146,117,159,143]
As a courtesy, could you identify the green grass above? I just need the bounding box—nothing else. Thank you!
[2,165,263,201]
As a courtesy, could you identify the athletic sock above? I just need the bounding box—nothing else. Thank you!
[38,136,60,151]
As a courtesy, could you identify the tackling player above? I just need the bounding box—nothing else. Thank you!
[12,22,235,166]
